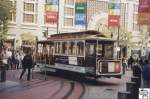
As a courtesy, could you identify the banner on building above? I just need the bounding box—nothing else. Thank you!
[46,0,58,5]
[108,15,120,26]
[138,0,150,25]
[75,3,86,13]
[76,0,86,3]
[138,13,150,25]
[108,3,121,9]
[138,0,150,13]
[45,0,59,24]
[75,1,86,26]
[45,11,58,24]
[45,5,58,12]
[75,14,86,25]
[108,1,120,27]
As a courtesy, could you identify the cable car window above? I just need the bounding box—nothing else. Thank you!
[77,42,84,56]
[43,44,48,57]
[97,44,102,56]
[62,42,67,54]
[37,44,43,60]
[68,42,76,55]
[86,44,95,56]
[55,42,61,54]
[104,44,113,58]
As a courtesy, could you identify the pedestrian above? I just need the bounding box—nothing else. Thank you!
[11,51,16,69]
[2,50,9,69]
[128,56,134,70]
[139,56,144,69]
[122,57,127,74]
[132,60,142,77]
[142,60,150,88]
[15,51,20,69]
[19,51,33,81]
[18,51,24,69]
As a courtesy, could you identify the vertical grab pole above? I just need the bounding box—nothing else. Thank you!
[44,54,47,81]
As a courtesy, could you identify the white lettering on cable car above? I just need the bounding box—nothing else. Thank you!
[69,57,77,65]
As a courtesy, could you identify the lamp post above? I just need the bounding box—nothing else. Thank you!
[85,0,88,30]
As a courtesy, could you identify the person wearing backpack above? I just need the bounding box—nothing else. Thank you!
[142,59,150,88]
[19,51,33,81]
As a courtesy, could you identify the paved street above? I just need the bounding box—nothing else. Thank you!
[0,69,132,99]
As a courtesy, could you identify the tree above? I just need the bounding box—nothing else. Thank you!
[119,28,132,46]
[0,0,14,49]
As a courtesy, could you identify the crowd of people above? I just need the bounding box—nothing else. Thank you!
[1,48,150,84]
[122,55,150,88]
[2,48,25,70]
[1,48,34,81]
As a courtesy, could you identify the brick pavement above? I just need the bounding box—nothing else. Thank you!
[0,69,134,99]
[82,70,133,99]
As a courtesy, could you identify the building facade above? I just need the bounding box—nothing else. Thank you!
[7,0,142,56]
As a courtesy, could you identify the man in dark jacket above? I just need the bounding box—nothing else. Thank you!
[19,51,33,81]
[142,60,150,88]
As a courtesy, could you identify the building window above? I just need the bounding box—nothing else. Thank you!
[23,1,37,23]
[65,0,74,5]
[10,0,16,22]
[64,7,74,16]
[24,3,34,12]
[23,14,34,23]
[64,18,73,26]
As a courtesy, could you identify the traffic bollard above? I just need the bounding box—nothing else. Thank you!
[131,76,140,99]
[126,82,136,99]
[0,66,6,82]
[118,91,131,99]
[131,76,141,88]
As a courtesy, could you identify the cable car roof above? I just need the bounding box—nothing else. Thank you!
[38,30,120,43]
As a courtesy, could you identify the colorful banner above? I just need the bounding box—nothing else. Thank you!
[138,0,150,13]
[75,3,86,13]
[45,0,59,24]
[108,3,121,9]
[46,0,58,5]
[108,9,120,15]
[108,15,120,26]
[45,11,58,24]
[75,1,86,26]
[108,1,120,27]
[138,13,150,25]
[138,0,150,25]
[76,0,86,3]
[75,14,86,25]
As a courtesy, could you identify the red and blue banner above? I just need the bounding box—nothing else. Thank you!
[46,0,58,5]
[108,1,120,27]
[108,15,120,26]
[45,0,59,24]
[45,11,58,24]
[75,1,86,26]
[75,14,86,25]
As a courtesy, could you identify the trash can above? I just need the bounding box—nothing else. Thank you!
[0,65,6,82]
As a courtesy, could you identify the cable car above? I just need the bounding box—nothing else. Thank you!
[36,30,122,78]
